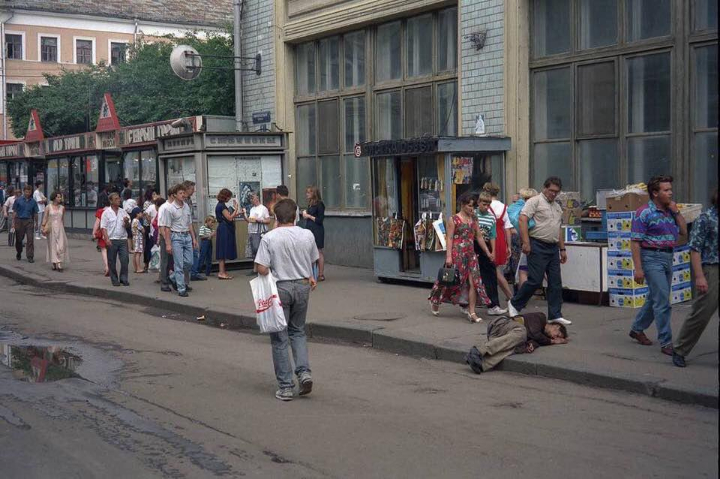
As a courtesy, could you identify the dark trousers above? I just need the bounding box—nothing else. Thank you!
[478,246,500,308]
[194,239,213,276]
[511,238,563,320]
[14,218,34,259]
[108,239,129,285]
[159,234,174,288]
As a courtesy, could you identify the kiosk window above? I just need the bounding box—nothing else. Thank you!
[58,158,70,205]
[86,155,99,207]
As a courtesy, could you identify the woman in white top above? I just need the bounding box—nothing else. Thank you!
[242,192,271,275]
[122,188,138,252]
[483,183,514,302]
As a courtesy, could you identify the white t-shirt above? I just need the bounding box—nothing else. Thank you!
[123,198,138,214]
[255,226,319,281]
[490,199,512,230]
[33,189,46,213]
[101,207,129,240]
[167,201,192,233]
[157,201,172,230]
[248,204,270,234]
[4,196,16,215]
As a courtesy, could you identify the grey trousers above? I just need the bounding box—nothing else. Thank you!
[674,265,719,358]
[478,316,527,371]
[159,234,174,288]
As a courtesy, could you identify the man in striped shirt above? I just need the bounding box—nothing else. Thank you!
[475,191,506,315]
[629,175,687,356]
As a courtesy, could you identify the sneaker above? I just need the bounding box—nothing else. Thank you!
[488,306,507,316]
[275,388,294,401]
[34,235,41,240]
[672,352,686,368]
[298,371,313,396]
[507,301,520,317]
[548,317,572,326]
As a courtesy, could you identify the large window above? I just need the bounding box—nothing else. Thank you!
[294,8,457,211]
[40,36,59,62]
[75,39,94,65]
[530,0,718,204]
[6,83,24,102]
[5,33,23,60]
[110,42,127,65]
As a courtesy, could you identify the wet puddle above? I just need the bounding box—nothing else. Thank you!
[1,344,84,383]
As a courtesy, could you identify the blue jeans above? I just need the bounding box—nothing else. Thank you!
[190,245,201,278]
[193,239,213,276]
[171,232,193,293]
[631,249,674,347]
[270,281,311,389]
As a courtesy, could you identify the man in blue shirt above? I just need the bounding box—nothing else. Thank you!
[11,184,39,263]
[673,188,718,367]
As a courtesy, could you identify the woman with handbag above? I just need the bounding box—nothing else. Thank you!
[428,194,491,322]
[42,191,70,271]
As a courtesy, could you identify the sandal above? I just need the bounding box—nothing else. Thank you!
[318,275,326,282]
[429,301,440,317]
[467,312,482,323]
[218,275,234,280]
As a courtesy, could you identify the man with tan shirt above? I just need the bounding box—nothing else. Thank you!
[507,176,571,325]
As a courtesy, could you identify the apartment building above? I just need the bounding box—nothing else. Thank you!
[1,1,231,140]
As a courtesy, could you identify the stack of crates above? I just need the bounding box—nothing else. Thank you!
[606,211,692,307]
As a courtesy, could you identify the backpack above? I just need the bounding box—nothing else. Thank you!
[508,200,536,231]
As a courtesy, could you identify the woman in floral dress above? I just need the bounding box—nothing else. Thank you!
[429,194,491,322]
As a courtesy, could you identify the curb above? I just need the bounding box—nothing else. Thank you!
[1,264,717,409]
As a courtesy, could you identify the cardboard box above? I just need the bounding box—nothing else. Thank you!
[671,282,693,304]
[607,251,634,271]
[609,287,649,308]
[563,225,582,242]
[673,245,691,266]
[556,192,582,225]
[606,192,649,212]
[608,234,632,253]
[606,211,634,234]
[608,270,645,290]
[672,264,692,286]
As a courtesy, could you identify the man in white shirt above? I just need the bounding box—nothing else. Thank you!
[33,180,47,239]
[163,183,197,297]
[157,190,175,292]
[101,192,131,286]
[245,192,271,275]
[255,198,318,401]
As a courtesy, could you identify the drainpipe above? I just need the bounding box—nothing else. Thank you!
[1,11,15,140]
[234,0,244,131]
[133,19,139,45]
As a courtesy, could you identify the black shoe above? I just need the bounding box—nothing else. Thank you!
[465,346,484,374]
[178,291,189,297]
[672,352,686,368]
[170,281,178,291]
[186,286,193,292]
[161,286,172,292]
[112,282,121,287]
[28,258,34,263]
[191,275,208,281]
[16,253,21,261]
[121,282,130,287]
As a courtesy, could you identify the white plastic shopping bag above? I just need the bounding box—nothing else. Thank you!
[250,272,287,333]
[148,244,161,271]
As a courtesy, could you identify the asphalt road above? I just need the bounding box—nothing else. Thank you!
[0,277,717,479]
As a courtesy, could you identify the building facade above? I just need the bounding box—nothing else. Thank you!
[1,1,231,140]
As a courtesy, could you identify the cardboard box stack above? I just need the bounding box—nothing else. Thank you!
[606,194,692,308]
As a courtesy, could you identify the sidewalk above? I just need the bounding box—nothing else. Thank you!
[1,237,717,408]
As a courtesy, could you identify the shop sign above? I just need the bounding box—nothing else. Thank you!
[252,111,271,124]
[0,143,20,158]
[45,133,95,154]
[121,120,193,146]
[206,135,282,148]
[357,138,438,157]
[162,137,195,151]
[98,131,118,149]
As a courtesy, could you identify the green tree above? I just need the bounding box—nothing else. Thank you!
[7,32,235,138]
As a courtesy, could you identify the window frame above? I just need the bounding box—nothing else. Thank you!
[4,31,26,60]
[38,33,61,63]
[73,36,96,65]
[108,40,129,65]
[292,8,458,212]
[5,82,26,103]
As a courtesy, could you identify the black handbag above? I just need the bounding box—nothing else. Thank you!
[437,265,459,286]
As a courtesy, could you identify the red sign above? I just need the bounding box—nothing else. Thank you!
[96,92,121,132]
[353,143,362,158]
[25,109,44,142]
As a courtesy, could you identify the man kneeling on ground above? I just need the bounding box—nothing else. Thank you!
[465,312,567,373]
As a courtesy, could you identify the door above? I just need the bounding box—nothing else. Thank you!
[400,157,419,272]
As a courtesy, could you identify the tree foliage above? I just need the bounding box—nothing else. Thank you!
[8,32,235,138]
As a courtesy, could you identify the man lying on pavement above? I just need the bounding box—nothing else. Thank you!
[465,312,568,374]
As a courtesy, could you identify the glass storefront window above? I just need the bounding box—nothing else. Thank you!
[376,22,401,82]
[344,97,365,151]
[46,160,58,195]
[296,42,316,95]
[417,156,444,215]
[296,157,317,207]
[406,14,433,78]
[86,155,99,208]
[0,163,7,186]
[694,44,718,129]
[71,157,85,207]
[437,82,457,136]
[320,156,341,208]
[344,156,369,208]
[317,100,339,154]
[123,151,141,199]
[405,86,433,137]
[577,61,616,136]
[318,37,340,91]
[376,91,402,140]
[344,31,365,88]
[58,158,70,206]
[579,139,619,203]
[627,52,671,133]
[533,68,572,140]
[533,143,573,191]
[533,0,571,57]
[438,8,458,72]
[627,136,671,184]
[579,0,618,50]
[141,150,157,192]
[296,104,317,156]
[372,158,398,219]
[625,0,671,41]
[694,0,718,32]
[693,132,718,205]
[104,156,123,193]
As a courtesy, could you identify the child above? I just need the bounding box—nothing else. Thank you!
[131,207,145,273]
[474,191,506,315]
[465,312,568,374]
[197,215,217,276]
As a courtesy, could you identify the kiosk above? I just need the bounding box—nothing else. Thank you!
[357,136,511,283]
[157,116,288,264]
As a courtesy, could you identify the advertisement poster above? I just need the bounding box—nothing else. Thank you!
[238,181,260,217]
[451,157,473,185]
